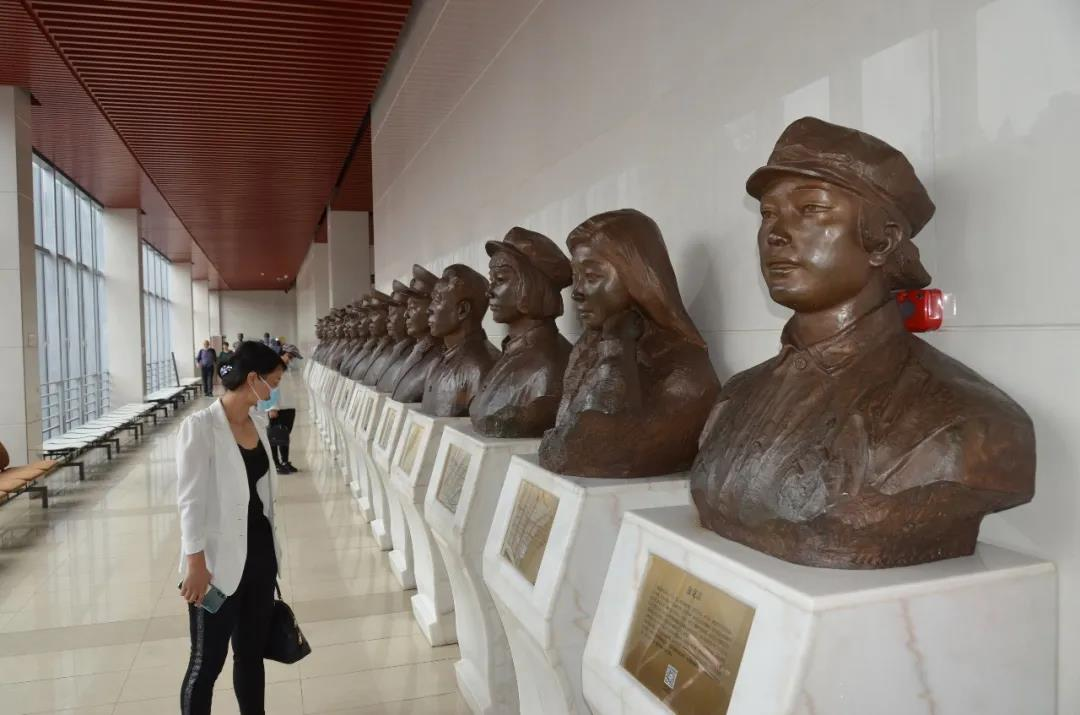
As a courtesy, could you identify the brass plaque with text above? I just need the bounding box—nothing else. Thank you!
[621,555,754,714]
[435,444,472,513]
[398,423,424,472]
[500,481,559,585]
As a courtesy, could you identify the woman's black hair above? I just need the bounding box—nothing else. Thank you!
[218,341,284,391]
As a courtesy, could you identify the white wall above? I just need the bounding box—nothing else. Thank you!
[191,279,209,353]
[372,0,1080,708]
[221,290,297,348]
[294,242,329,357]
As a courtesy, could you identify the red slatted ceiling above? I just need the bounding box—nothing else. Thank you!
[1,0,407,290]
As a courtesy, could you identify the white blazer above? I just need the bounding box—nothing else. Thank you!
[176,399,283,596]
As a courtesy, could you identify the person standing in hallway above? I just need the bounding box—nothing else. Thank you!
[176,341,286,715]
[195,340,217,397]
[258,344,301,473]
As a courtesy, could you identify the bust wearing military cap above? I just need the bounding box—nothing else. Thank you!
[469,227,574,438]
[348,292,392,381]
[329,304,366,372]
[363,282,416,388]
[690,117,1036,569]
[387,265,446,401]
[336,302,373,375]
[420,264,500,417]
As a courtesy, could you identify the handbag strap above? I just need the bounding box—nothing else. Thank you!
[274,579,283,601]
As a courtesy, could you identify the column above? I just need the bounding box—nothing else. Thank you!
[327,209,371,308]
[208,289,221,342]
[169,261,195,379]
[192,279,209,353]
[103,208,144,407]
[0,86,40,463]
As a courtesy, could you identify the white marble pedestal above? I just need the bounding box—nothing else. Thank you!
[372,399,416,589]
[425,425,539,715]
[481,456,690,715]
[390,410,469,646]
[342,385,374,521]
[583,505,1057,715]
[354,389,390,549]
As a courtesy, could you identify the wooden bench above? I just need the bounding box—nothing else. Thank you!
[0,443,82,509]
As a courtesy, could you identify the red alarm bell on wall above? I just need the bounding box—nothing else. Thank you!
[895,289,944,332]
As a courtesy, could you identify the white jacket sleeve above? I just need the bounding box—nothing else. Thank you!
[176,414,211,555]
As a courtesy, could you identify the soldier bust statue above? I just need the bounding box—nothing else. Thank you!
[470,227,573,438]
[348,291,392,381]
[338,301,373,376]
[364,282,416,388]
[690,117,1036,569]
[387,265,445,402]
[538,209,720,478]
[420,264,500,417]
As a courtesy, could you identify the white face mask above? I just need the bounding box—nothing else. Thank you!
[249,376,273,403]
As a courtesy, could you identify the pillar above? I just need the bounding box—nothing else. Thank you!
[103,208,144,407]
[295,241,330,357]
[0,86,40,463]
[327,209,371,308]
[170,262,195,380]
[192,279,210,358]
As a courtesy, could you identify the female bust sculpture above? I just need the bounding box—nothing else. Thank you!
[690,117,1036,568]
[538,209,720,478]
[470,227,573,438]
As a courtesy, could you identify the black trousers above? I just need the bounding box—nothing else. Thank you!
[269,408,296,466]
[200,365,214,396]
[180,546,277,715]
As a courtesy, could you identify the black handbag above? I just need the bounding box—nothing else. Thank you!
[264,582,311,664]
[266,424,291,447]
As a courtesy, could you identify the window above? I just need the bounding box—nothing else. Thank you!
[32,156,108,439]
[142,243,173,392]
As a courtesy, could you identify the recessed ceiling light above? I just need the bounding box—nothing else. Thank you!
[260,272,265,276]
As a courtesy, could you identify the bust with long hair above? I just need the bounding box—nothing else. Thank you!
[538,209,720,478]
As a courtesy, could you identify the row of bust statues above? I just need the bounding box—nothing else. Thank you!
[312,117,1036,571]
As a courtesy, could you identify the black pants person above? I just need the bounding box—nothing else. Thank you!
[200,365,214,396]
[269,408,296,466]
[180,551,277,715]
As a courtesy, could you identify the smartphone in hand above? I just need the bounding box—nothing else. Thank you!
[178,582,228,614]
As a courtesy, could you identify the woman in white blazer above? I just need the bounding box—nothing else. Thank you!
[177,341,285,715]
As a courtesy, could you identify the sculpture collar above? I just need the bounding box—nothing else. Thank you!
[443,328,489,360]
[501,320,556,353]
[779,299,906,374]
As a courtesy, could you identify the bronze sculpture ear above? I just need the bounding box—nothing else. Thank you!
[470,227,574,438]
[538,209,720,478]
[420,264,500,417]
[691,117,1036,569]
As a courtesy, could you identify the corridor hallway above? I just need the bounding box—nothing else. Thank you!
[0,385,468,714]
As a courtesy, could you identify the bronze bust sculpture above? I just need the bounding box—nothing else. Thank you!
[470,227,573,438]
[420,264,500,417]
[348,291,392,381]
[388,265,445,402]
[538,209,720,478]
[338,302,373,375]
[690,117,1036,569]
[364,283,416,387]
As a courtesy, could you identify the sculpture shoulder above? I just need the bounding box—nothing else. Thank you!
[905,336,1032,430]
[650,338,720,394]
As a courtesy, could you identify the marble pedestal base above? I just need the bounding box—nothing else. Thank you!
[373,399,416,590]
[390,410,469,646]
[425,425,539,715]
[355,389,390,550]
[482,456,690,715]
[583,505,1057,715]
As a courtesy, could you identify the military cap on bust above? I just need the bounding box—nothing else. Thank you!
[390,280,412,304]
[368,289,392,306]
[746,116,936,237]
[486,227,573,289]
[398,264,438,298]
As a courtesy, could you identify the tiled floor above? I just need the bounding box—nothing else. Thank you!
[0,380,468,714]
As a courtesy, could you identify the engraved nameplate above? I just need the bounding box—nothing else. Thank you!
[398,423,424,472]
[500,480,559,585]
[378,408,395,451]
[621,555,754,714]
[435,444,472,513]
